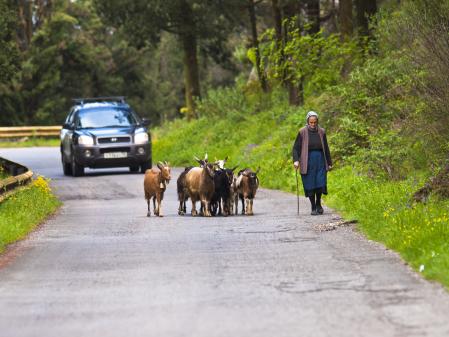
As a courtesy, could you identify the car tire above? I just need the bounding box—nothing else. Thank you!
[62,155,72,176]
[129,165,139,173]
[140,160,151,173]
[71,152,84,177]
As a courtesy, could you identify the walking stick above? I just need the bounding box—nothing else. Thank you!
[295,168,299,215]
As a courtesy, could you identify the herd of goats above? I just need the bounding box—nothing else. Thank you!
[143,155,260,217]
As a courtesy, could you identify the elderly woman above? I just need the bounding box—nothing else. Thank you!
[292,111,332,215]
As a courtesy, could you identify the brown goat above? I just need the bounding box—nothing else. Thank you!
[236,167,260,215]
[144,161,171,217]
[185,161,215,216]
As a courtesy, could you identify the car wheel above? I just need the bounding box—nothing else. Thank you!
[62,154,72,176]
[129,165,139,173]
[71,152,84,177]
[140,160,151,173]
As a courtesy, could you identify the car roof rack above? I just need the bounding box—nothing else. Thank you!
[72,96,126,105]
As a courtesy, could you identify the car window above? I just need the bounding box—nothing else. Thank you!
[76,108,138,128]
[65,108,75,125]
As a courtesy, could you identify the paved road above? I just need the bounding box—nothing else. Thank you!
[1,147,449,337]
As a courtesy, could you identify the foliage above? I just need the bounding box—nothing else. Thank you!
[0,176,61,253]
[259,23,361,97]
[0,1,19,84]
[312,52,425,178]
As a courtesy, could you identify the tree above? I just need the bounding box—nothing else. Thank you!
[339,0,353,39]
[94,0,237,120]
[354,0,377,37]
[0,1,19,84]
[248,0,267,92]
[304,0,320,34]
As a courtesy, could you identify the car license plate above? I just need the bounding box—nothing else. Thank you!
[104,152,127,159]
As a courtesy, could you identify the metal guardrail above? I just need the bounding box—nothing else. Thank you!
[0,157,34,202]
[0,126,61,138]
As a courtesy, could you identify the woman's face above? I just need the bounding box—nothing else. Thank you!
[308,116,318,128]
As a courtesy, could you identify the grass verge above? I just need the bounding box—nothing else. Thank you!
[152,111,449,289]
[0,177,61,253]
[0,138,59,148]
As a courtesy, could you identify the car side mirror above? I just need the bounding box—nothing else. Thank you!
[63,123,74,130]
[141,118,151,127]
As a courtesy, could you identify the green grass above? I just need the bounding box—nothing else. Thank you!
[0,137,59,148]
[0,177,61,253]
[151,99,449,289]
[326,167,449,288]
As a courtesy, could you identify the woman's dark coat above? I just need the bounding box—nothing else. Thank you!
[292,126,332,175]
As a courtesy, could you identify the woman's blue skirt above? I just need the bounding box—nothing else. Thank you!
[301,150,327,197]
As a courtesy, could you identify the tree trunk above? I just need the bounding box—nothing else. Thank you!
[179,0,200,120]
[181,32,200,120]
[282,2,303,106]
[271,0,282,42]
[304,0,320,34]
[354,0,377,37]
[24,0,33,45]
[248,0,267,92]
[339,0,353,39]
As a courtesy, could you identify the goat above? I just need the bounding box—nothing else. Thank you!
[177,154,208,216]
[144,161,171,217]
[211,166,237,216]
[185,160,216,217]
[177,166,193,215]
[236,167,260,216]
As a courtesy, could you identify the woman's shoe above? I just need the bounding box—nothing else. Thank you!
[317,206,324,215]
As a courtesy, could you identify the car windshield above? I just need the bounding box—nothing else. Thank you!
[76,108,138,128]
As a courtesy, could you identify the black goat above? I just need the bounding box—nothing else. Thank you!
[211,167,236,216]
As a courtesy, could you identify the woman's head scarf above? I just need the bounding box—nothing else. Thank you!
[306,111,318,125]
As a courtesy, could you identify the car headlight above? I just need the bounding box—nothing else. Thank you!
[78,135,94,146]
[135,132,149,144]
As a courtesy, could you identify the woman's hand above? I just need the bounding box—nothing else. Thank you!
[294,161,300,170]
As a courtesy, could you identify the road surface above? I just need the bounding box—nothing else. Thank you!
[0,147,448,337]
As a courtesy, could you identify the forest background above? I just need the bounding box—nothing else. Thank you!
[1,0,449,288]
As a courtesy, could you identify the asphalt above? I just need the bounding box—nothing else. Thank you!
[0,147,448,337]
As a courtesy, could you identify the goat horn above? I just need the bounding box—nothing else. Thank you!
[204,153,208,161]
[224,156,228,162]
[194,156,200,162]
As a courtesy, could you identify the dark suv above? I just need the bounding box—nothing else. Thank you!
[60,97,152,177]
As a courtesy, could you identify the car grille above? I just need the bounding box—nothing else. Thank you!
[97,136,131,144]
[100,147,131,154]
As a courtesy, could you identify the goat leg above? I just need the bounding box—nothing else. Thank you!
[234,194,238,215]
[157,193,163,217]
[147,199,151,217]
[191,200,198,216]
[247,199,254,216]
[153,197,157,216]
